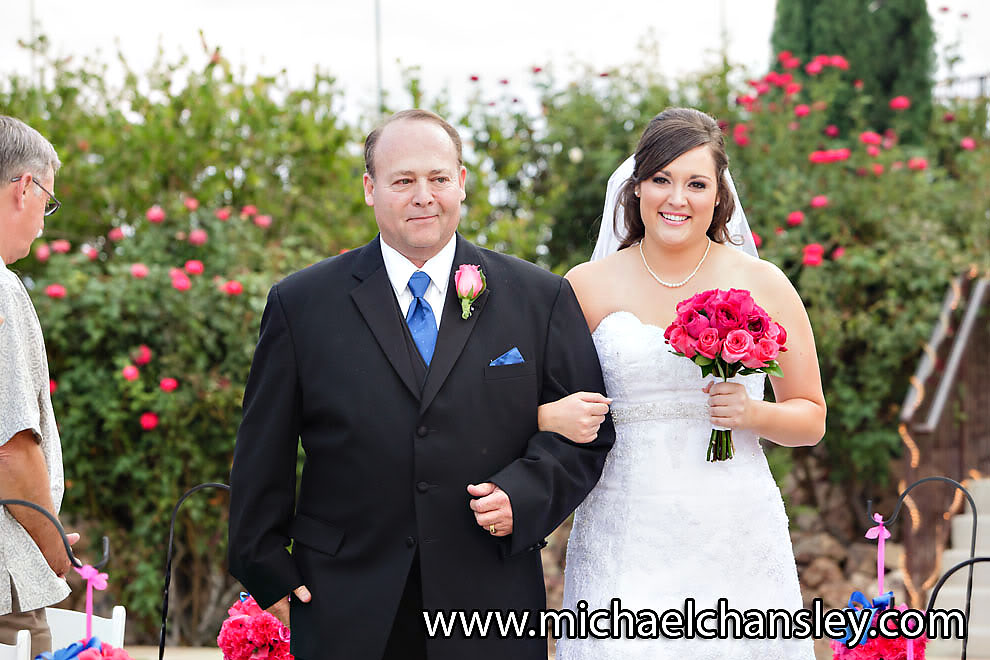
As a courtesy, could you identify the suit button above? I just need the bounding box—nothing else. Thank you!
[406,536,416,548]
[416,425,429,437]
[416,481,430,493]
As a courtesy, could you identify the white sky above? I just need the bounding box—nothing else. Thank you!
[1,0,986,119]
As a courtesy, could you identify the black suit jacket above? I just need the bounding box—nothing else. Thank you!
[228,234,614,660]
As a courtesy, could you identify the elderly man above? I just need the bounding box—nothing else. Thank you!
[0,115,77,658]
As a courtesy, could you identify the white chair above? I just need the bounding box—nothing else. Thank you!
[0,629,31,660]
[45,605,126,650]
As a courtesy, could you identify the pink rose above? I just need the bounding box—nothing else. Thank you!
[83,246,99,260]
[804,61,823,75]
[146,205,166,223]
[824,125,839,137]
[860,131,882,145]
[241,204,258,217]
[183,197,199,211]
[721,288,755,317]
[712,301,746,338]
[108,227,125,242]
[35,243,51,262]
[960,137,976,150]
[678,308,710,339]
[160,377,178,392]
[794,104,811,117]
[130,263,149,278]
[746,311,770,339]
[51,239,71,254]
[721,329,755,363]
[773,322,788,347]
[45,283,66,299]
[752,231,762,248]
[189,229,208,246]
[172,275,191,291]
[810,195,829,208]
[867,145,880,157]
[741,350,767,370]
[140,412,159,430]
[829,55,849,70]
[787,211,805,226]
[696,327,722,360]
[184,259,204,275]
[833,246,846,259]
[134,344,152,366]
[223,280,244,296]
[122,365,140,381]
[454,264,485,299]
[755,337,780,363]
[50,379,57,394]
[215,208,232,221]
[803,243,825,266]
[254,214,272,228]
[667,326,698,358]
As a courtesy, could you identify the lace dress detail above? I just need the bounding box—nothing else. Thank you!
[557,311,813,660]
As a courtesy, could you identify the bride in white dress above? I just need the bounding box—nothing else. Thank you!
[536,108,826,659]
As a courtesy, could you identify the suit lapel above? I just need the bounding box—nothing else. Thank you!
[349,237,421,400]
[420,235,490,414]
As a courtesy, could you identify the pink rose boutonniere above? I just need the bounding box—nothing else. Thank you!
[664,288,788,462]
[454,264,486,319]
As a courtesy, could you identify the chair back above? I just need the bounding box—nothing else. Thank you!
[46,605,126,650]
[0,629,31,660]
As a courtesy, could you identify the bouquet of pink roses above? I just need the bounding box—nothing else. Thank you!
[217,593,292,660]
[664,288,787,461]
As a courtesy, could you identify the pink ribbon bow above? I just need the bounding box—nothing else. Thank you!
[864,513,891,594]
[73,565,109,641]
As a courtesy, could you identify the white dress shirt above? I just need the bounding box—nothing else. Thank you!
[380,234,457,331]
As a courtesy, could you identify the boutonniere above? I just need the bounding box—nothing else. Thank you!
[454,264,486,319]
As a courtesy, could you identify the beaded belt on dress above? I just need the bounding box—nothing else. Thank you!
[608,400,711,424]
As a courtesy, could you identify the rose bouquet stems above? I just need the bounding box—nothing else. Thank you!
[664,289,788,462]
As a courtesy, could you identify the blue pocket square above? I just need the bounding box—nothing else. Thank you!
[490,347,524,366]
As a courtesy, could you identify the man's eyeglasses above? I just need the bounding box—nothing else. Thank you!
[10,176,61,216]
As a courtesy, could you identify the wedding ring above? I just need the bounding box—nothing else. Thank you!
[489,525,496,535]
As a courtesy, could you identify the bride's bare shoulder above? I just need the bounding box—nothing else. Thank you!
[565,250,635,329]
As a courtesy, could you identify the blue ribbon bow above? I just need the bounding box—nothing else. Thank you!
[34,636,101,660]
[838,590,895,646]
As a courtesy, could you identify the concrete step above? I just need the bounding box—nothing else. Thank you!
[925,582,990,617]
[928,623,990,657]
[950,514,990,551]
[962,479,990,511]
[942,547,990,573]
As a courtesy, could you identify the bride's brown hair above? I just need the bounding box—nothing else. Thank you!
[616,107,736,250]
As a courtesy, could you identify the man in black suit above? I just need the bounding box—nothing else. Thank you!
[228,109,614,660]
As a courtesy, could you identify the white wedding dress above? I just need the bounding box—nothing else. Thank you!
[556,311,815,660]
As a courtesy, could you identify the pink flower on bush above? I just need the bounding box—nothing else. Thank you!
[50,379,57,394]
[907,156,928,171]
[45,283,66,299]
[943,112,956,122]
[859,131,882,145]
[794,104,810,117]
[160,378,178,392]
[752,231,762,248]
[872,163,885,176]
[824,125,839,138]
[184,197,200,211]
[189,229,208,246]
[785,82,802,96]
[776,50,792,62]
[215,208,232,221]
[803,243,825,266]
[254,214,272,228]
[83,245,99,260]
[172,275,191,291]
[733,133,750,147]
[240,204,258,218]
[223,280,244,296]
[787,211,805,226]
[867,145,880,157]
[130,263,149,278]
[782,56,800,70]
[960,137,976,150]
[889,95,911,110]
[122,365,140,381]
[51,239,71,254]
[805,61,823,75]
[184,259,204,275]
[891,161,904,170]
[829,55,849,70]
[140,412,159,430]
[35,243,51,262]
[146,205,166,223]
[134,344,152,366]
[832,246,846,259]
[108,227,125,242]
[810,195,829,208]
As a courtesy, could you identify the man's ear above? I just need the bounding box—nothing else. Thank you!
[458,165,467,202]
[11,172,33,210]
[362,172,375,207]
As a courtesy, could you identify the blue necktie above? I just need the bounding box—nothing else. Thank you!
[406,271,437,365]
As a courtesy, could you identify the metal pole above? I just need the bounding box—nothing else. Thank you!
[375,0,384,117]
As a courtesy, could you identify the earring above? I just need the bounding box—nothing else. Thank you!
[634,190,641,197]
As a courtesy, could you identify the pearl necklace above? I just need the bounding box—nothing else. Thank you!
[639,239,711,288]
